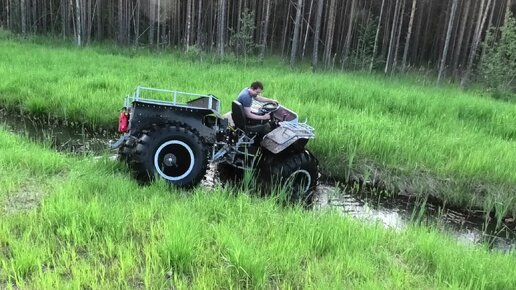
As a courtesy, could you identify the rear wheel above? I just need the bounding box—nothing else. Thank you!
[259,150,319,204]
[128,124,208,187]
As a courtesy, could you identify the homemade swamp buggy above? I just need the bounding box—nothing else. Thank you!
[111,86,319,203]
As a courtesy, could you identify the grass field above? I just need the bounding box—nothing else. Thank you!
[1,127,515,288]
[0,32,515,215]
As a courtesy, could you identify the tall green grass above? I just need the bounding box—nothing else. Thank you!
[0,127,515,288]
[0,35,515,213]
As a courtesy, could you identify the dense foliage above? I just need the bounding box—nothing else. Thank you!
[480,12,516,99]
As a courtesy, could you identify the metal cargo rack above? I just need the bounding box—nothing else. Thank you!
[124,86,221,114]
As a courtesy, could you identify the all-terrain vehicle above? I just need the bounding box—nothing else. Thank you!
[111,86,319,203]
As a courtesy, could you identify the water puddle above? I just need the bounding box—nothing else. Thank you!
[314,185,515,252]
[1,109,514,252]
[0,109,117,153]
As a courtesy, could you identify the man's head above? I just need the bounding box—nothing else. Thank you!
[248,81,263,96]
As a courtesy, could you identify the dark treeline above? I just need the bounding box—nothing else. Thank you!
[0,0,515,84]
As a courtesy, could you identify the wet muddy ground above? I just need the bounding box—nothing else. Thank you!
[1,108,514,252]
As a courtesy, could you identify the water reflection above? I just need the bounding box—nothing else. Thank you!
[314,184,515,252]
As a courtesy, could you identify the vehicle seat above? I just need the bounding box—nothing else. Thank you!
[232,101,269,135]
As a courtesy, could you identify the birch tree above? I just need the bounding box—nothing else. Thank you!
[370,0,386,72]
[452,0,471,76]
[74,0,82,46]
[217,0,226,57]
[438,0,459,83]
[461,0,492,87]
[385,0,402,74]
[402,0,417,71]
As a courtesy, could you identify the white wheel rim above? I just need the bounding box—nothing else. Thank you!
[154,140,195,181]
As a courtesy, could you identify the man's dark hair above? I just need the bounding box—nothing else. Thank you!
[250,81,263,90]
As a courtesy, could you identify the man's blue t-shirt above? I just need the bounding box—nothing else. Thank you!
[237,88,253,108]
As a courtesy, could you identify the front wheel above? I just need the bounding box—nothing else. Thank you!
[259,150,319,204]
[128,125,208,188]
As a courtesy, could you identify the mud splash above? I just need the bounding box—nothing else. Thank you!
[1,109,514,252]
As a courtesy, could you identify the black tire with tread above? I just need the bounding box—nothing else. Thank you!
[259,150,319,204]
[127,124,208,188]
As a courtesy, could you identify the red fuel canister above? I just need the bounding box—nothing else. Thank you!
[118,111,129,133]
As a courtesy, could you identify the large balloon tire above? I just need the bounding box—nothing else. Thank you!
[259,150,319,205]
[128,124,208,188]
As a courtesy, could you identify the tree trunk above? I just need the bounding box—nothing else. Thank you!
[84,0,90,43]
[6,0,10,30]
[281,2,291,57]
[419,2,432,64]
[96,0,102,40]
[61,0,67,38]
[108,0,114,38]
[217,0,226,57]
[481,0,497,57]
[156,0,160,48]
[21,0,26,34]
[260,0,272,59]
[190,0,196,47]
[50,0,55,34]
[118,0,123,44]
[75,0,81,46]
[302,0,314,58]
[452,0,470,77]
[31,0,37,33]
[385,0,401,74]
[402,0,417,71]
[208,1,215,49]
[134,0,139,45]
[148,0,155,45]
[358,0,372,68]
[186,0,192,49]
[437,0,459,84]
[82,0,86,41]
[335,1,348,60]
[323,0,337,67]
[196,0,202,47]
[290,0,304,66]
[42,0,47,33]
[461,0,492,87]
[459,0,478,68]
[237,0,242,34]
[370,0,386,72]
[392,0,406,72]
[341,0,356,69]
[312,0,324,71]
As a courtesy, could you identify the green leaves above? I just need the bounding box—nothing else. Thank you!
[480,12,516,99]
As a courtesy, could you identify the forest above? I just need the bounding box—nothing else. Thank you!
[1,0,515,88]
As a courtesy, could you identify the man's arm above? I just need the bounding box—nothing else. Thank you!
[255,95,278,104]
[243,106,270,120]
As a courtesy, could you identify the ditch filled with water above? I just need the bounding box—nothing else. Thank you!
[1,108,514,252]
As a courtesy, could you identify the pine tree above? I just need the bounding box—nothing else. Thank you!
[480,12,516,98]
[230,8,257,64]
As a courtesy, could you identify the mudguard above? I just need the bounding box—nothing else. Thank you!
[260,121,315,154]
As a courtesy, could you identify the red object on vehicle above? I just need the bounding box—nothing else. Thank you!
[118,111,129,133]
